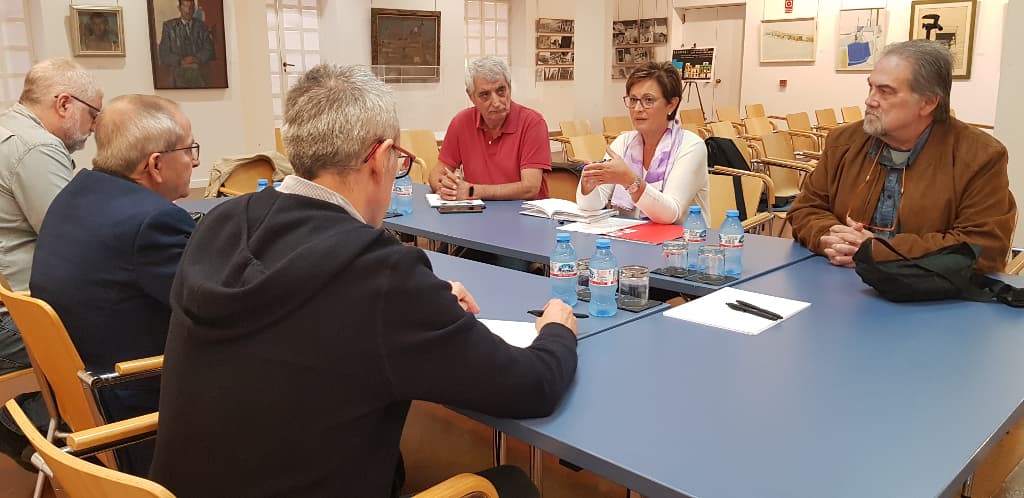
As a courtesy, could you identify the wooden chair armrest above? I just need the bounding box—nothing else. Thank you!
[795,150,821,160]
[741,212,774,231]
[414,473,499,498]
[785,129,828,139]
[550,136,571,144]
[711,166,775,206]
[739,134,763,142]
[1006,251,1024,275]
[65,412,159,452]
[754,157,815,173]
[114,355,164,375]
[218,187,244,197]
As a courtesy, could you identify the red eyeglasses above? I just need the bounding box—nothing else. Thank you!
[363,141,415,180]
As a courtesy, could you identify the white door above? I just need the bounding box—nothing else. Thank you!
[674,6,745,122]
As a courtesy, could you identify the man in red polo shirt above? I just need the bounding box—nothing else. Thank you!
[430,56,551,200]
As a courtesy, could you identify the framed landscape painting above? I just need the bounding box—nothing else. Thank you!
[371,8,441,83]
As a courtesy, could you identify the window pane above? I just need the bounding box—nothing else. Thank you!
[7,77,24,100]
[466,1,480,17]
[4,51,30,73]
[287,74,301,88]
[496,22,507,37]
[268,31,278,49]
[265,8,278,28]
[280,0,299,7]
[301,9,318,29]
[304,53,321,68]
[2,21,27,45]
[303,32,319,51]
[466,37,479,53]
[283,30,302,50]
[282,8,301,28]
[269,52,281,73]
[496,3,507,19]
[265,0,276,6]
[272,97,282,116]
[484,38,495,55]
[466,20,480,36]
[496,40,508,56]
[302,0,316,7]
[2,1,25,18]
[284,52,303,71]
[484,21,495,37]
[270,75,282,95]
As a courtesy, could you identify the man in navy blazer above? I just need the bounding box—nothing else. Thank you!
[30,94,197,475]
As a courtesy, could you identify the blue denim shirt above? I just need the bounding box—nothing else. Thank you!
[867,125,932,239]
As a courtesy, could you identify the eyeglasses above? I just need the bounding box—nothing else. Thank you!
[363,141,416,180]
[622,95,662,110]
[160,142,201,163]
[844,144,905,233]
[56,94,102,121]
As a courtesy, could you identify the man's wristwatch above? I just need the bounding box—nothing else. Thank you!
[626,175,642,194]
[468,184,475,198]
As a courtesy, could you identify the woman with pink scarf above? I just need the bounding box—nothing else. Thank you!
[576,62,709,224]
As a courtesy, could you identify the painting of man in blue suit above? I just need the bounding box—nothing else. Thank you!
[158,0,215,88]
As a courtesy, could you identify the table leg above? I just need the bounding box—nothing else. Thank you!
[493,430,507,466]
[529,445,544,495]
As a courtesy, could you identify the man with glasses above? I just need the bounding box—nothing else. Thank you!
[0,58,101,470]
[29,94,198,476]
[789,41,1015,272]
[430,56,552,200]
[151,64,577,498]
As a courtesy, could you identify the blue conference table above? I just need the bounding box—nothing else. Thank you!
[463,256,1024,498]
[385,185,813,296]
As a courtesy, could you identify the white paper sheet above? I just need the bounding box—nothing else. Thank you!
[478,319,538,348]
[425,193,485,208]
[559,217,646,234]
[663,287,811,335]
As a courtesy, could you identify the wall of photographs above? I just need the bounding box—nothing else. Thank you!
[535,17,574,82]
[611,17,668,79]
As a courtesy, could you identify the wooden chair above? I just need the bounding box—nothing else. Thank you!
[677,108,706,127]
[566,134,608,164]
[0,368,37,408]
[753,132,816,202]
[274,127,285,155]
[217,158,275,196]
[744,103,766,118]
[815,108,840,130]
[1007,251,1024,275]
[400,130,441,185]
[841,105,863,122]
[716,106,742,125]
[708,166,776,235]
[558,120,592,138]
[784,112,828,152]
[547,165,582,202]
[602,115,633,141]
[681,122,710,139]
[6,400,498,498]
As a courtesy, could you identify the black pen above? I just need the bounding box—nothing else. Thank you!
[726,302,780,321]
[735,300,784,320]
[576,158,611,171]
[528,309,589,319]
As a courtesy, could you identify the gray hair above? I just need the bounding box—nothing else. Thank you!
[465,57,512,94]
[93,95,185,176]
[282,64,398,179]
[19,58,101,107]
[878,40,953,122]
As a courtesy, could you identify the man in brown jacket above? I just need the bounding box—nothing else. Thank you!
[789,40,1016,273]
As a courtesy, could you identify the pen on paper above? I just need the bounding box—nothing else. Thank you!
[576,158,611,170]
[527,309,589,319]
[725,302,780,321]
[735,300,783,320]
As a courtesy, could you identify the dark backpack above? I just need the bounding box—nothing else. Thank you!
[705,137,750,219]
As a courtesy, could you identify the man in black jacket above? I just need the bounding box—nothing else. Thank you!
[150,64,579,498]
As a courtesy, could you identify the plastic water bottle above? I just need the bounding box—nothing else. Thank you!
[683,205,707,270]
[719,209,744,277]
[272,181,282,189]
[392,175,414,215]
[549,233,578,306]
[256,178,268,192]
[588,238,619,317]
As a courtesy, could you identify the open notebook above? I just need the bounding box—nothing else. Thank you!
[520,198,617,223]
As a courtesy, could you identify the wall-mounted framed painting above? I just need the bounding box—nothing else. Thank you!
[70,6,125,57]
[371,8,441,83]
[760,18,817,63]
[146,0,229,89]
[909,0,976,79]
[836,8,887,71]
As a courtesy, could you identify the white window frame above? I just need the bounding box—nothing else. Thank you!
[464,0,509,65]
[0,0,36,110]
[266,0,320,128]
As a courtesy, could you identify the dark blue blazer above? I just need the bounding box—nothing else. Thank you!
[31,169,195,373]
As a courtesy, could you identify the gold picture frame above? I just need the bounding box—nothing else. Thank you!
[909,0,977,79]
[70,6,126,57]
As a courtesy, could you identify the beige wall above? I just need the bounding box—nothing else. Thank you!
[995,1,1024,247]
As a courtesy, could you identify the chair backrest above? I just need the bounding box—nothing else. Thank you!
[815,108,838,127]
[602,115,633,136]
[841,105,863,122]
[786,112,814,132]
[744,116,774,137]
[709,121,739,138]
[559,120,592,137]
[677,108,705,126]
[745,103,766,118]
[566,134,608,163]
[547,166,581,202]
[274,128,285,155]
[220,159,275,195]
[1007,251,1024,275]
[708,172,767,228]
[716,107,742,123]
[761,132,803,197]
[0,279,101,434]
[400,130,441,183]
[5,400,174,498]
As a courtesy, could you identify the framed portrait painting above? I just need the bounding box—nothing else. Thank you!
[371,9,441,83]
[70,6,125,56]
[146,0,229,89]
[909,0,976,79]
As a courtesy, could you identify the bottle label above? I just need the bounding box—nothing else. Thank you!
[719,233,744,249]
[589,268,618,287]
[551,261,578,279]
[395,184,413,197]
[684,228,707,243]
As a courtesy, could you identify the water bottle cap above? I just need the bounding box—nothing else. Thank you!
[273,181,282,188]
[688,205,701,214]
[556,233,570,242]
[726,209,739,217]
[257,179,268,186]
[595,238,611,249]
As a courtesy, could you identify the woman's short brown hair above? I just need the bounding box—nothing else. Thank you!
[625,61,682,121]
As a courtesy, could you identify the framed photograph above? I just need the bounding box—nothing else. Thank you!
[612,20,639,46]
[370,9,441,83]
[536,51,574,66]
[760,18,817,63]
[837,9,887,71]
[611,65,636,80]
[536,35,573,50]
[909,0,976,79]
[146,0,228,89]
[70,6,125,56]
[536,18,574,34]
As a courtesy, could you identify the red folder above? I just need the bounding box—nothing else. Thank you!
[606,222,682,245]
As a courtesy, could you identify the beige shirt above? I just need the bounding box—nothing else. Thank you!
[275,175,366,224]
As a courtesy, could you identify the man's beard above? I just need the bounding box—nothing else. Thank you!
[863,111,884,138]
[62,108,90,153]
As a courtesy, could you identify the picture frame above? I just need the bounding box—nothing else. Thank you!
[70,6,125,57]
[909,0,976,79]
[836,8,888,71]
[536,18,574,34]
[146,0,228,89]
[536,51,574,66]
[760,18,817,63]
[371,8,441,83]
[536,35,573,50]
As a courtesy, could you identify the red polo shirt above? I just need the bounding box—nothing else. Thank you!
[438,101,551,199]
